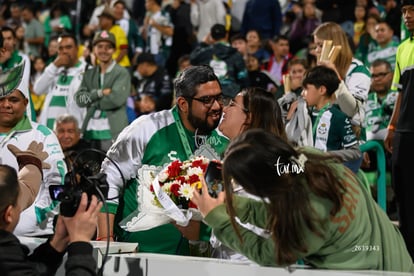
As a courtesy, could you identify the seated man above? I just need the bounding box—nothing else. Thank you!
[54,114,91,168]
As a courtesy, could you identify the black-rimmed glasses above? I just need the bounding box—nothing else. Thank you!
[185,94,224,107]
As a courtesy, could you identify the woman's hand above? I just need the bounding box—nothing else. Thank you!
[318,60,342,80]
[192,176,225,218]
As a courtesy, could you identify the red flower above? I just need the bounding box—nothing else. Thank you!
[170,183,180,196]
[149,185,154,192]
[192,159,203,168]
[168,160,182,178]
[188,174,200,184]
[176,176,186,184]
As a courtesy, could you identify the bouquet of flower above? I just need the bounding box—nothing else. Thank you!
[121,156,210,232]
[150,157,209,210]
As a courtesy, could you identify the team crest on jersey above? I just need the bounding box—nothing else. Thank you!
[209,55,228,79]
[318,123,328,135]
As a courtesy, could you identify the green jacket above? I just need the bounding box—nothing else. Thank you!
[75,61,131,140]
[205,160,414,272]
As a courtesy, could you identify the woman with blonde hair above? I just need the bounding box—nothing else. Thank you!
[312,22,371,130]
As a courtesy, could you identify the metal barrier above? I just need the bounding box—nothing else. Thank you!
[359,140,387,211]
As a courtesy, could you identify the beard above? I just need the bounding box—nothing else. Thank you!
[187,108,221,135]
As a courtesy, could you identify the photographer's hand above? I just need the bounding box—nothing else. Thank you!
[50,216,69,252]
[62,193,103,243]
[192,177,225,218]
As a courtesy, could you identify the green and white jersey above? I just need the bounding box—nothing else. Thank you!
[364,90,398,140]
[0,116,66,236]
[366,40,399,70]
[312,105,357,152]
[34,60,87,129]
[102,107,228,254]
[345,58,371,103]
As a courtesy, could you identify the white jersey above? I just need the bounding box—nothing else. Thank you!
[0,117,67,236]
[34,60,87,129]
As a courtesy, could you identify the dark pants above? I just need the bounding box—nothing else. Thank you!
[392,132,414,261]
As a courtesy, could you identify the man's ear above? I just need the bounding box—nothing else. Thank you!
[2,205,14,225]
[176,96,189,113]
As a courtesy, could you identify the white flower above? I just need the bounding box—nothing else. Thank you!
[178,183,195,200]
[181,160,193,170]
[161,182,172,193]
[158,170,169,182]
[187,166,203,177]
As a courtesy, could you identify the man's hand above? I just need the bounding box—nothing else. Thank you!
[54,54,71,68]
[384,130,394,153]
[8,141,51,169]
[102,88,112,96]
[172,220,200,241]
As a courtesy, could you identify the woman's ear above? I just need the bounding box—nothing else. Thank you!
[243,112,252,126]
[176,96,189,113]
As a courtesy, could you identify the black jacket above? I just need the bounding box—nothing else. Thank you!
[0,230,96,275]
[190,42,249,98]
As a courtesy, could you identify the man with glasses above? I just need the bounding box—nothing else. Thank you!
[33,33,86,130]
[98,65,228,255]
[365,59,397,141]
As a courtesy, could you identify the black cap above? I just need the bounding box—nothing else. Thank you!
[210,24,227,40]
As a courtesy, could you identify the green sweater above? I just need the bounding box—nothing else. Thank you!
[205,161,414,272]
[75,61,131,140]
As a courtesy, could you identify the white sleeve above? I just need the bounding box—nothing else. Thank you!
[33,63,59,95]
[101,122,146,205]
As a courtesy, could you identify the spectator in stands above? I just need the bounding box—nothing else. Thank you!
[240,0,283,40]
[265,35,291,86]
[245,29,270,67]
[133,52,173,116]
[365,20,399,69]
[143,0,174,67]
[98,7,131,68]
[5,3,22,30]
[1,26,34,121]
[43,3,73,47]
[190,23,248,100]
[113,0,144,63]
[21,5,45,60]
[54,114,91,168]
[190,0,226,42]
[33,33,87,130]
[75,30,130,152]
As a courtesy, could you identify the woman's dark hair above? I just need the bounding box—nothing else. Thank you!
[240,87,287,141]
[174,65,220,98]
[222,129,346,264]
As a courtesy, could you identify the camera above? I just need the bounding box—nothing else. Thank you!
[49,150,109,217]
[204,160,223,198]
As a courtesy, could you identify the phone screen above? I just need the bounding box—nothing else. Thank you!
[204,161,223,198]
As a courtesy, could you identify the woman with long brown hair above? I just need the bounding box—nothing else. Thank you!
[193,129,414,271]
[313,22,371,131]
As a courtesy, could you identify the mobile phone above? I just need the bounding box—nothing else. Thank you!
[204,161,223,198]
